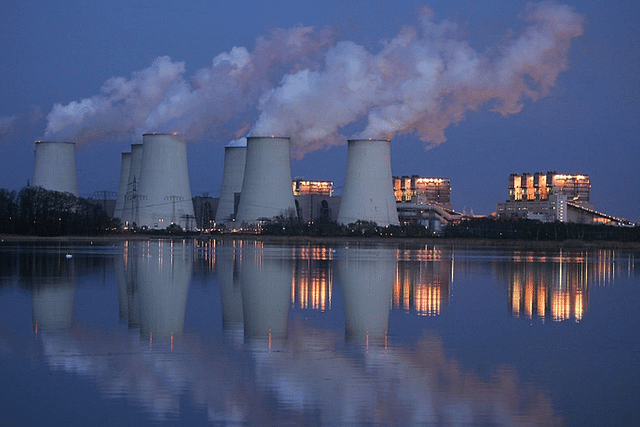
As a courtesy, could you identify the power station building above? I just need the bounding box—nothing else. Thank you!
[293,180,340,223]
[497,171,631,225]
[393,176,452,210]
[393,175,460,233]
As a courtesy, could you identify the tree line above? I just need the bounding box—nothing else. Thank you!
[0,187,119,236]
[258,211,640,242]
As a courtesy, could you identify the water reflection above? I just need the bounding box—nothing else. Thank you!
[30,251,77,331]
[3,240,637,425]
[493,249,635,322]
[118,240,192,338]
[338,246,395,344]
[394,247,452,316]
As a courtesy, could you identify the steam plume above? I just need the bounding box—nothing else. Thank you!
[44,2,584,159]
[250,2,584,158]
[44,27,332,143]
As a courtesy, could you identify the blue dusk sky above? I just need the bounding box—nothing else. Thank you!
[1,0,638,220]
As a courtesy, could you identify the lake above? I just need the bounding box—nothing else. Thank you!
[0,238,638,426]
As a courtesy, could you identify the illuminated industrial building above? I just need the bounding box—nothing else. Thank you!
[507,172,591,205]
[497,171,633,225]
[293,179,341,223]
[393,175,460,233]
[293,180,334,197]
[393,176,452,209]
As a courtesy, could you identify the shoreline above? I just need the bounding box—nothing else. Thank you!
[2,233,640,250]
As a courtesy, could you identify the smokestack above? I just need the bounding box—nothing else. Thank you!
[215,144,247,225]
[32,141,79,197]
[137,133,195,230]
[113,152,131,221]
[337,139,399,226]
[121,143,143,227]
[235,136,296,226]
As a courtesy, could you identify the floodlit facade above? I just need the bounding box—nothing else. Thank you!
[393,175,452,209]
[293,180,334,197]
[509,172,591,205]
[235,136,296,226]
[215,145,247,224]
[497,171,631,225]
[337,139,399,226]
[32,141,79,196]
[136,133,195,230]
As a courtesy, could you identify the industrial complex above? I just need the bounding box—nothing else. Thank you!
[30,136,635,232]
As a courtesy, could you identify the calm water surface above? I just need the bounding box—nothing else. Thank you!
[0,239,638,426]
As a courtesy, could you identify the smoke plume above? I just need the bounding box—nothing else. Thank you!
[44,2,583,158]
[250,2,584,158]
[44,27,332,143]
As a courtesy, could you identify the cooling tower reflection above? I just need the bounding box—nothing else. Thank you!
[337,246,395,344]
[238,242,293,340]
[20,248,78,331]
[118,240,192,338]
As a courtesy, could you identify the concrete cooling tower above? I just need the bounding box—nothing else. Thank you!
[215,145,247,224]
[113,152,131,221]
[337,139,399,226]
[137,134,195,230]
[121,143,143,226]
[235,136,296,226]
[32,141,79,197]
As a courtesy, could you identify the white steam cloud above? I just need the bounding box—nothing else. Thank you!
[250,1,584,157]
[44,2,583,158]
[44,27,332,143]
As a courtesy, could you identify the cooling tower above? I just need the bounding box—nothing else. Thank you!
[121,143,143,226]
[32,141,79,197]
[235,136,296,226]
[337,139,399,226]
[137,134,195,230]
[113,152,131,221]
[215,145,247,224]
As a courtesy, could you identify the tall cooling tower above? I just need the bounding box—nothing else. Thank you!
[137,133,195,230]
[121,143,143,226]
[215,145,247,224]
[337,139,399,226]
[32,141,79,197]
[235,136,296,226]
[113,152,131,220]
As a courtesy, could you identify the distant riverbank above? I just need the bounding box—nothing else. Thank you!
[2,233,640,250]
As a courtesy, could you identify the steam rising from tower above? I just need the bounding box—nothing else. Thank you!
[32,141,79,197]
[337,139,399,226]
[40,3,584,173]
